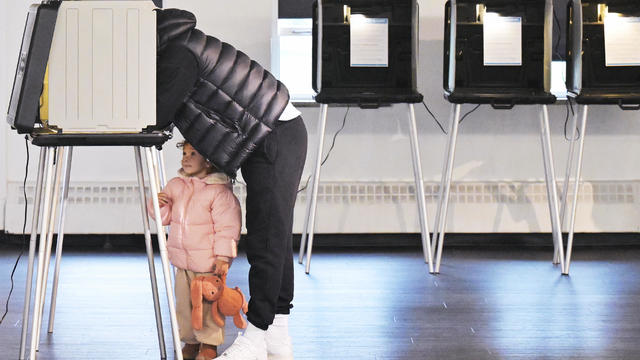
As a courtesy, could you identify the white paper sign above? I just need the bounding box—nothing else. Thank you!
[350,16,388,67]
[483,13,522,66]
[604,14,640,66]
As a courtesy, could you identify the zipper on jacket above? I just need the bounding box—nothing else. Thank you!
[181,180,195,261]
[188,100,243,135]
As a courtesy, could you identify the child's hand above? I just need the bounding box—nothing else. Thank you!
[213,258,230,278]
[157,192,170,206]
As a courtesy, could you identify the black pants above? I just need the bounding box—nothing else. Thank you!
[241,116,307,330]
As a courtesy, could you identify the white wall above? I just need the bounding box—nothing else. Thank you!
[164,0,274,70]
[2,0,640,234]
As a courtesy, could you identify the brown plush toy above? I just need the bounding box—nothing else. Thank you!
[190,275,248,330]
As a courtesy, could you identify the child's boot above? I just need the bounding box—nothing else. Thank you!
[196,344,217,360]
[182,343,200,360]
[265,314,294,360]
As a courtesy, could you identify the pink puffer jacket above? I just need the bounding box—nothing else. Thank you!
[148,171,242,273]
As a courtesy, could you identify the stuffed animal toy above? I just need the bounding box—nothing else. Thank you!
[190,275,248,330]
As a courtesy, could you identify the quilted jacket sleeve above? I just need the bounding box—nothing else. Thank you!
[147,178,177,226]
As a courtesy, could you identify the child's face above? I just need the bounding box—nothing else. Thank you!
[181,143,210,178]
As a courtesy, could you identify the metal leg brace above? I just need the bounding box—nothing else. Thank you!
[47,147,73,333]
[298,161,316,265]
[19,148,46,360]
[539,105,565,272]
[301,104,329,274]
[562,105,588,275]
[143,147,183,360]
[22,146,174,359]
[433,104,462,274]
[135,147,168,358]
[407,103,434,273]
[558,105,580,264]
[34,147,65,348]
[27,147,56,360]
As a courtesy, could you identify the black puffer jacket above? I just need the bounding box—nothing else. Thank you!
[156,9,290,177]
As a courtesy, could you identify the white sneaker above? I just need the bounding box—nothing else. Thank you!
[265,330,294,360]
[215,333,267,360]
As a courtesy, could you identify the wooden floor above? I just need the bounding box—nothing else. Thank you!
[1,243,640,359]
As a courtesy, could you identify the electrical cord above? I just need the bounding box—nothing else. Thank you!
[0,136,29,325]
[422,101,447,134]
[297,106,350,193]
[295,103,479,194]
[459,104,481,125]
[563,97,580,141]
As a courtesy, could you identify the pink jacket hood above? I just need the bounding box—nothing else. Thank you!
[149,170,242,273]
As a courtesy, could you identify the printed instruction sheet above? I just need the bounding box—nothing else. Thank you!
[604,14,640,66]
[483,13,522,66]
[350,16,389,67]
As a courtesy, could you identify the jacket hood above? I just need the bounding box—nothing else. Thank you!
[178,169,231,185]
[156,9,197,51]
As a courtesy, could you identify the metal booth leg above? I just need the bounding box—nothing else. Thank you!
[563,105,588,275]
[303,103,329,274]
[298,105,325,265]
[558,105,580,264]
[19,148,46,360]
[27,147,56,360]
[34,147,65,348]
[407,103,434,273]
[539,104,565,272]
[47,147,73,333]
[433,104,462,274]
[432,104,454,265]
[297,164,316,265]
[152,146,175,286]
[143,147,183,360]
[153,146,168,188]
[134,147,167,358]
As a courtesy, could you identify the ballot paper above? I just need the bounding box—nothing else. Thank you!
[483,13,522,66]
[350,15,389,67]
[604,14,640,66]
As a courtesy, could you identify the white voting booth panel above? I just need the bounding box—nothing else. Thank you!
[14,2,184,360]
[48,1,156,133]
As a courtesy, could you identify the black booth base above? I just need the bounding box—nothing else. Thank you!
[572,90,640,109]
[30,132,172,147]
[445,89,556,108]
[314,90,423,108]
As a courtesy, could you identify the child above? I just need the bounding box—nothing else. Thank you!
[149,141,242,360]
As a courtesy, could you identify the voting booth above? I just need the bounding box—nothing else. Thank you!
[443,0,556,107]
[566,0,640,106]
[433,0,565,274]
[559,0,640,275]
[7,1,182,359]
[312,0,422,105]
[300,0,435,273]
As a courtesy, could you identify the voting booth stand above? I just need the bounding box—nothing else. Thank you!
[560,0,640,274]
[298,0,434,274]
[434,0,563,274]
[7,2,183,359]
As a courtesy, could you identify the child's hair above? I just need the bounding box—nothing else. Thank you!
[177,141,218,174]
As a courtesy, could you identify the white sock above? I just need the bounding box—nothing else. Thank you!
[267,314,290,341]
[272,314,289,328]
[243,322,267,345]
